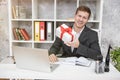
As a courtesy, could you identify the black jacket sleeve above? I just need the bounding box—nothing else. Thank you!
[49,37,63,55]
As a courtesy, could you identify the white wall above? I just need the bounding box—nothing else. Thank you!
[101,0,120,57]
[0,0,9,61]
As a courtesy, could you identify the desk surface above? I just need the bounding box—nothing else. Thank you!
[0,58,120,80]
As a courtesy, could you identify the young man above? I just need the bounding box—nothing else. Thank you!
[49,6,103,62]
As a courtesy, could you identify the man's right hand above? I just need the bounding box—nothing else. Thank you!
[49,54,58,63]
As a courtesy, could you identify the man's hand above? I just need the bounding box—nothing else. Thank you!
[65,39,80,48]
[49,54,58,63]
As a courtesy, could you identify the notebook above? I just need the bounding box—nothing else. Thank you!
[12,46,58,72]
[56,57,92,67]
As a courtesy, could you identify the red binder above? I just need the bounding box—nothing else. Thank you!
[40,22,45,41]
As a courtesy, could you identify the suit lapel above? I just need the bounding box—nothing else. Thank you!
[79,26,88,41]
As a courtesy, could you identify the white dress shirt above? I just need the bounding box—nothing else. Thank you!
[71,26,85,52]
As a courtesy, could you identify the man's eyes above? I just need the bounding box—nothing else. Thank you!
[78,15,87,19]
[83,17,87,19]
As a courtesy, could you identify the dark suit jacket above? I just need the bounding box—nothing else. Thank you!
[49,26,103,60]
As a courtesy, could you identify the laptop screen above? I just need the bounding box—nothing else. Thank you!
[12,46,51,72]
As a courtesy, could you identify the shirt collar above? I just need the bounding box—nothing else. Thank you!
[73,25,85,34]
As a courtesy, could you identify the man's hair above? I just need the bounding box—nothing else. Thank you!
[75,6,91,19]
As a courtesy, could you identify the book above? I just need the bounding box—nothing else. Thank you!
[34,21,40,41]
[15,28,22,40]
[40,22,45,41]
[56,57,92,67]
[15,6,19,19]
[75,57,92,67]
[12,6,16,19]
[46,22,53,41]
[18,29,25,40]
[20,28,30,40]
[13,28,18,40]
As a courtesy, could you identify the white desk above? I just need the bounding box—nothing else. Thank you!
[0,59,120,80]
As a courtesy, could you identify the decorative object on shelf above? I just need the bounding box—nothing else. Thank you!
[111,47,120,72]
[19,6,26,19]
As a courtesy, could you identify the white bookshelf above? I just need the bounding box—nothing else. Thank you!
[8,0,103,56]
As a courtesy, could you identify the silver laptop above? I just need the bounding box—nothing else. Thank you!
[12,46,58,72]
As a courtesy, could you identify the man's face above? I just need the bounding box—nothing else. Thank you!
[74,11,89,29]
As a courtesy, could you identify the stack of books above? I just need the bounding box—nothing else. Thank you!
[12,5,26,19]
[13,28,30,40]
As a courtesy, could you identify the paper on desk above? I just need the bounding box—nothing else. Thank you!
[56,57,92,67]
[55,57,76,65]
[76,57,92,67]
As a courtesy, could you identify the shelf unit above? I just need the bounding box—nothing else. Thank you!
[8,0,103,56]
